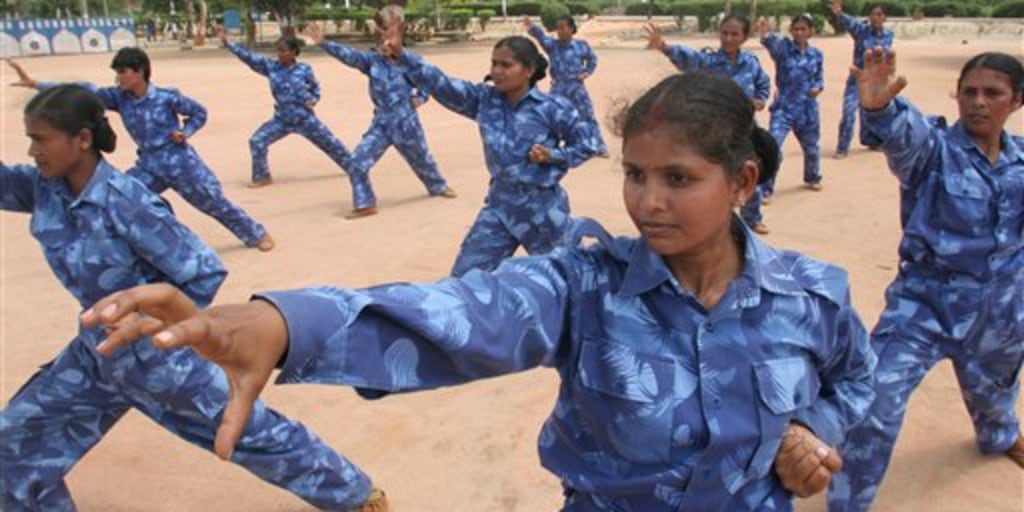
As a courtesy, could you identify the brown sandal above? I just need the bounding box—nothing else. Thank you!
[1005,436,1024,468]
[354,487,389,512]
[345,207,379,220]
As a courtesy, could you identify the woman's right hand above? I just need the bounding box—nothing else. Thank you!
[7,59,37,88]
[82,283,289,462]
[854,47,907,111]
[306,22,324,45]
[643,23,666,52]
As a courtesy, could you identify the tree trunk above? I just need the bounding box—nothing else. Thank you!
[246,0,256,46]
[723,0,731,15]
[750,0,758,21]
[195,0,207,46]
[185,0,195,38]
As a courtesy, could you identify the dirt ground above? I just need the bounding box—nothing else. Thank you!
[1,31,1022,511]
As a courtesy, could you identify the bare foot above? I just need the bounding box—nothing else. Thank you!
[805,182,823,191]
[1006,435,1024,468]
[833,151,848,160]
[762,195,772,206]
[255,233,275,252]
[345,207,378,219]
[248,178,273,189]
[753,223,770,235]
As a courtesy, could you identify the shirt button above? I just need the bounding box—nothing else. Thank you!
[704,322,715,332]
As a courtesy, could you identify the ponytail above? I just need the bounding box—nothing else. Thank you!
[25,85,117,154]
[750,125,779,185]
[493,36,548,87]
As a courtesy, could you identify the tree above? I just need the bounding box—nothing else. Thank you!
[252,0,315,32]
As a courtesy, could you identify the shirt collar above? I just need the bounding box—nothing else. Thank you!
[131,83,159,103]
[949,121,1024,166]
[53,159,114,208]
[618,217,806,300]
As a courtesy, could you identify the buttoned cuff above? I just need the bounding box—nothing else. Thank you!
[793,407,843,446]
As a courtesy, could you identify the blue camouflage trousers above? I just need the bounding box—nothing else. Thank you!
[551,81,608,155]
[828,270,1024,512]
[348,115,449,210]
[450,182,571,277]
[836,76,884,155]
[128,145,267,247]
[768,103,821,194]
[0,332,373,511]
[249,111,351,184]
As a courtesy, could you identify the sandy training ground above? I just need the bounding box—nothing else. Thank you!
[1,31,1022,511]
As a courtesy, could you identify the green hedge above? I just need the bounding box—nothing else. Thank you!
[991,0,1024,16]
[566,2,599,15]
[541,1,572,28]
[857,0,910,16]
[624,2,667,15]
[507,2,545,15]
[447,8,474,29]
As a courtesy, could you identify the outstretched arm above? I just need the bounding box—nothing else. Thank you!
[378,22,483,119]
[308,22,373,74]
[218,27,273,75]
[856,48,940,188]
[85,254,577,460]
[524,17,556,52]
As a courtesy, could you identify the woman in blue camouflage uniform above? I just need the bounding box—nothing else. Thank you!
[758,15,825,196]
[828,51,1024,512]
[525,15,609,156]
[0,86,386,512]
[8,51,275,251]
[306,17,456,220]
[373,18,597,276]
[830,0,894,158]
[220,31,358,196]
[88,72,876,512]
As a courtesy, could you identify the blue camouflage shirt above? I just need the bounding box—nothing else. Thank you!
[662,45,771,103]
[226,42,320,118]
[760,34,824,111]
[528,25,598,88]
[397,50,597,188]
[261,218,875,511]
[320,41,428,122]
[0,159,226,309]
[863,98,1024,280]
[837,13,894,70]
[39,80,208,153]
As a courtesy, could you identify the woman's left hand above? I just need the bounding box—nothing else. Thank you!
[774,423,843,497]
[528,144,551,163]
[82,283,290,462]
[170,131,187,144]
